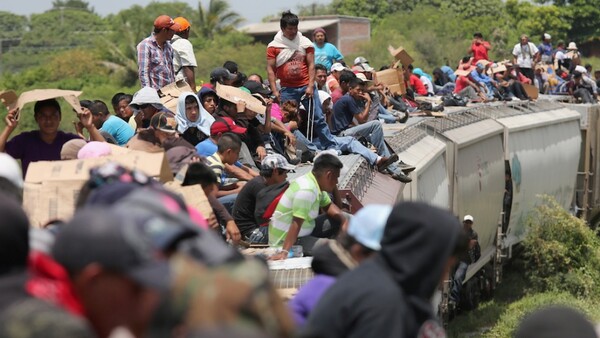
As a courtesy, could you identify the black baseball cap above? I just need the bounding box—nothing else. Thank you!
[52,208,171,291]
[243,80,272,96]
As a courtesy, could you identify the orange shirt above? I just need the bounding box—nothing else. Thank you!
[267,46,314,88]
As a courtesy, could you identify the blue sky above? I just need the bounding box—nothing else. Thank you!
[4,0,332,24]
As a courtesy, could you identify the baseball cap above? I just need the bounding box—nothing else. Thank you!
[173,17,190,32]
[543,33,551,40]
[210,117,247,136]
[354,56,368,65]
[330,63,346,72]
[355,72,373,85]
[348,204,391,251]
[130,87,162,108]
[0,153,23,189]
[154,15,181,31]
[464,215,474,222]
[52,208,171,290]
[210,67,237,83]
[150,112,178,134]
[261,153,296,171]
[244,80,272,96]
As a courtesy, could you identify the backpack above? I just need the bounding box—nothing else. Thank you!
[442,93,468,107]
[254,181,290,227]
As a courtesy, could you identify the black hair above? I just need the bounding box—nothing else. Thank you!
[218,98,236,111]
[573,71,583,79]
[119,94,133,104]
[312,153,343,176]
[315,64,328,73]
[407,64,414,71]
[585,64,592,70]
[338,232,375,256]
[0,177,23,205]
[462,56,471,63]
[34,98,61,117]
[232,72,247,88]
[473,32,483,38]
[217,132,242,153]
[185,95,197,105]
[79,100,94,110]
[89,100,110,116]
[111,92,126,108]
[339,70,356,84]
[280,10,299,29]
[182,162,218,189]
[348,77,364,89]
[223,60,238,74]
[248,73,264,83]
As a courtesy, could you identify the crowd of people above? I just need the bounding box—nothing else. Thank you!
[1,9,599,338]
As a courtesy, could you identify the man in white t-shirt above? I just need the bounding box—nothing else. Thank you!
[172,17,198,92]
[512,34,539,84]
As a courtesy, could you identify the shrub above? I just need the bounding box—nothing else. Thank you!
[521,196,600,298]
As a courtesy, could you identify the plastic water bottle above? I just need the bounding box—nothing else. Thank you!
[248,228,265,244]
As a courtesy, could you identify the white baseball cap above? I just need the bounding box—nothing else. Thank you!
[348,204,392,251]
[330,62,346,72]
[463,215,474,222]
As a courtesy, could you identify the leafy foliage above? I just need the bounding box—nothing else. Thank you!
[522,196,600,298]
[196,0,244,40]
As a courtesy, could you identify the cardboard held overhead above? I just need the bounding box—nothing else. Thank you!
[0,89,83,120]
[388,45,414,66]
[216,83,266,115]
[159,80,194,113]
[376,68,406,95]
[23,149,173,227]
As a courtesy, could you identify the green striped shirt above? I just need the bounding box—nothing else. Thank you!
[268,172,331,246]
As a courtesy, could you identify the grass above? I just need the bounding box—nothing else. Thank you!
[447,260,600,337]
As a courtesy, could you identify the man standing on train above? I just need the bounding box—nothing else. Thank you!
[450,215,480,307]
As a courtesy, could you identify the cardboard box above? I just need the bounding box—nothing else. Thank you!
[159,80,194,113]
[216,83,266,115]
[163,181,213,222]
[388,45,414,66]
[23,150,172,227]
[376,68,406,95]
[522,83,539,100]
[0,89,83,120]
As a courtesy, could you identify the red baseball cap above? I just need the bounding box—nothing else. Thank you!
[154,15,181,31]
[210,117,247,136]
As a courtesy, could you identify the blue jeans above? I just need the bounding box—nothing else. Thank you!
[280,85,337,149]
[293,129,319,152]
[377,104,397,124]
[451,261,468,302]
[339,120,390,157]
[218,194,237,215]
[334,136,377,165]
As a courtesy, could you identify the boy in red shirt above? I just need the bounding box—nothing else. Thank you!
[469,32,491,64]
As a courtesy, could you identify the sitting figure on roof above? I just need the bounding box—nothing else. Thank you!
[233,154,295,244]
[268,153,348,259]
[470,61,499,100]
[331,77,413,183]
[567,71,597,104]
[0,98,105,175]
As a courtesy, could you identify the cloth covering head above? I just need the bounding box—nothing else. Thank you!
[175,92,215,135]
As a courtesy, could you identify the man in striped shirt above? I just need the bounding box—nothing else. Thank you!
[137,15,180,89]
[269,153,348,260]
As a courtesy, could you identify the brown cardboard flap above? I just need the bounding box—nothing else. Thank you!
[159,80,194,113]
[3,89,83,120]
[23,180,83,227]
[216,83,266,115]
[25,150,172,184]
[163,181,213,220]
[0,90,18,110]
[376,68,406,95]
[388,45,414,66]
[522,83,539,100]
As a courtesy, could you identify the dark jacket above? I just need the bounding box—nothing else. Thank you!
[302,202,461,338]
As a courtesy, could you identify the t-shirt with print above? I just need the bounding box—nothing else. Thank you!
[331,94,362,134]
[269,172,331,246]
[313,42,343,71]
[5,130,81,175]
[512,42,539,69]
[267,46,314,88]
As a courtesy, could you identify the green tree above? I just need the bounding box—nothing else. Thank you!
[196,0,244,39]
[296,3,336,16]
[535,0,600,41]
[0,12,28,40]
[52,0,94,12]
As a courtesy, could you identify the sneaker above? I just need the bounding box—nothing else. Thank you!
[397,111,409,124]
[377,154,399,172]
[391,172,412,183]
[398,160,416,173]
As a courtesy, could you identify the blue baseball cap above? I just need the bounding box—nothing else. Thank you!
[347,204,392,251]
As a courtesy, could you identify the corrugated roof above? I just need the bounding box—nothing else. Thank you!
[240,19,339,35]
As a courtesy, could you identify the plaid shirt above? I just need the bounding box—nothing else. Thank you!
[136,34,175,89]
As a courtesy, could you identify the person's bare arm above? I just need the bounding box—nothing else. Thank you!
[355,93,371,124]
[0,108,18,152]
[78,108,105,142]
[269,118,296,146]
[326,202,348,232]
[225,220,241,244]
[305,51,316,98]
[267,57,280,102]
[224,163,254,181]
[182,66,196,92]
[269,216,304,260]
